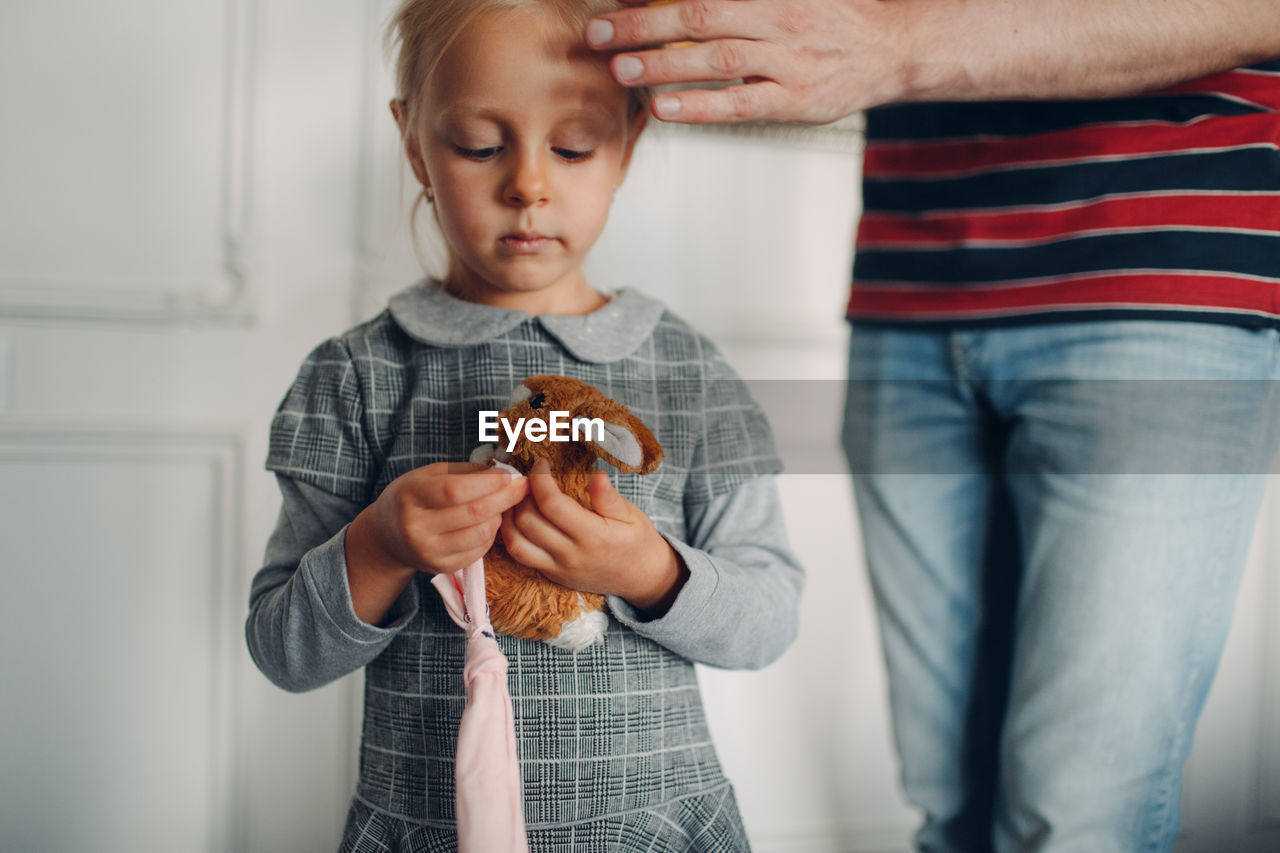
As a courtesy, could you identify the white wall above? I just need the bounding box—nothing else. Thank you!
[1,1,1277,851]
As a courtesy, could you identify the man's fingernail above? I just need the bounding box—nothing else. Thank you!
[615,55,643,82]
[586,19,613,47]
[653,95,681,119]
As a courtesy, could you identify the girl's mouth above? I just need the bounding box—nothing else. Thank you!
[499,232,553,254]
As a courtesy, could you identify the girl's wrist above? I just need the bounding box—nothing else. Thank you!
[346,510,414,575]
[345,509,418,625]
[625,537,688,618]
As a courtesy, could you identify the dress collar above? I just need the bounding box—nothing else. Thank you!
[387,279,665,363]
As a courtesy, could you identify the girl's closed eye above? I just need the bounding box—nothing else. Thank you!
[553,146,595,163]
[551,130,605,163]
[453,144,502,161]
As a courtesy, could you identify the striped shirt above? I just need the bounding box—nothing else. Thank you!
[848,60,1280,327]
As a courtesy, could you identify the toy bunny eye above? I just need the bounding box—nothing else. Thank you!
[528,392,546,409]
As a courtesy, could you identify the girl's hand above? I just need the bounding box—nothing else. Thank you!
[345,462,528,624]
[500,459,689,615]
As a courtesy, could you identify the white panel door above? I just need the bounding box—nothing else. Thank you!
[0,1,369,851]
[0,430,236,853]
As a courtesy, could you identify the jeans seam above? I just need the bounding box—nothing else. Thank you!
[1144,658,1194,850]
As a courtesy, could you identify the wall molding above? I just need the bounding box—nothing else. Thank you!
[0,0,258,324]
[0,423,246,851]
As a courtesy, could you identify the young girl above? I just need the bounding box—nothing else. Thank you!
[246,0,804,849]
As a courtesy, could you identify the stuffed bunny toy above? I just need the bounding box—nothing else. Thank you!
[469,374,664,650]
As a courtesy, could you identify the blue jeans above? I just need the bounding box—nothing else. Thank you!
[841,320,1280,853]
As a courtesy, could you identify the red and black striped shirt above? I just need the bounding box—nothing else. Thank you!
[848,61,1280,327]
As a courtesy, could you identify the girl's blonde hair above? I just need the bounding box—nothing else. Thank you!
[386,0,652,125]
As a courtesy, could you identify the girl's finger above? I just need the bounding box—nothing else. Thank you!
[524,460,596,540]
[433,475,528,534]
[433,544,496,576]
[427,516,502,562]
[586,470,631,521]
[499,513,556,571]
[432,465,520,506]
[510,495,577,556]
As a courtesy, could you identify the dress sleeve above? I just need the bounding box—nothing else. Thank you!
[680,344,784,505]
[264,337,380,505]
[248,340,412,692]
[245,476,419,692]
[607,474,804,670]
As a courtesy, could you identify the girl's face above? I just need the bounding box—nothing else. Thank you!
[393,6,644,314]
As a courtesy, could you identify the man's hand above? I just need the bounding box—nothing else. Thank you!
[586,0,1280,125]
[584,0,925,125]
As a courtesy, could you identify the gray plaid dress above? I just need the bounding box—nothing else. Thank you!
[247,281,804,852]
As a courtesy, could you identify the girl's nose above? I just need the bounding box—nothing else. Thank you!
[503,151,549,208]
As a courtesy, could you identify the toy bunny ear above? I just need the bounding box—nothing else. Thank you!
[578,402,663,474]
[594,421,645,469]
[506,383,532,406]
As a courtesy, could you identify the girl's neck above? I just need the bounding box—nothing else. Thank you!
[442,270,608,317]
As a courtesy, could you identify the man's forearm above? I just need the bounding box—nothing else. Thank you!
[903,0,1280,103]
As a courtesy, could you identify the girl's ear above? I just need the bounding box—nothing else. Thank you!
[389,98,431,190]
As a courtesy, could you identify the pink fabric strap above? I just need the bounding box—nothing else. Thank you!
[431,474,529,852]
